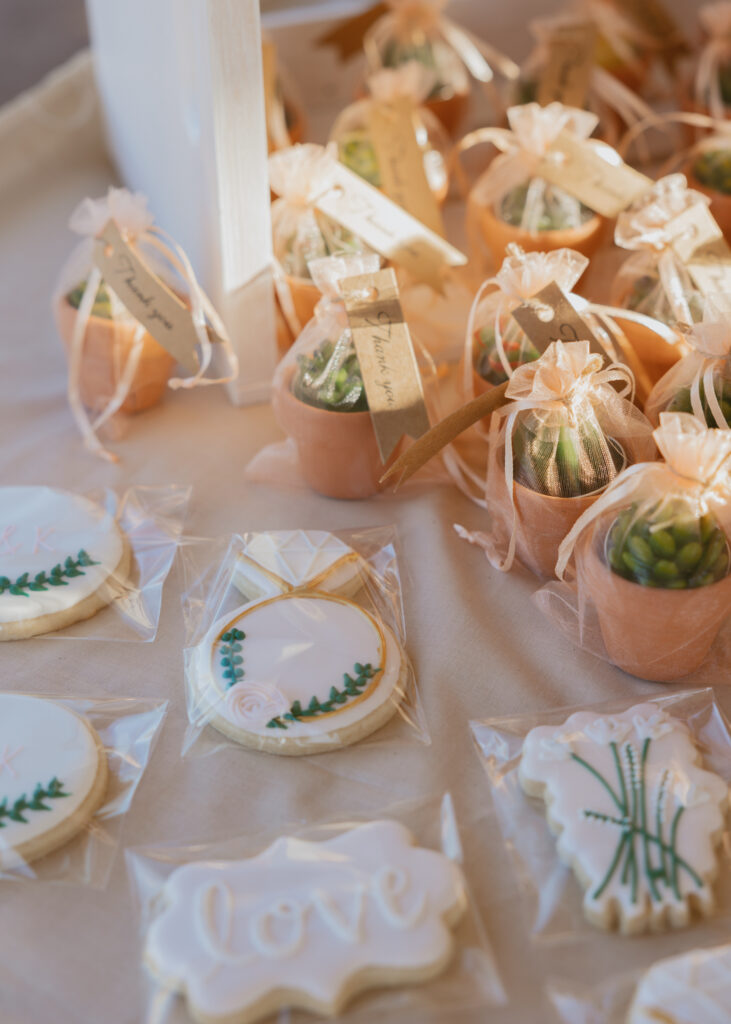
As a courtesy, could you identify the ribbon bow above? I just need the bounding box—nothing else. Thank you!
[63,187,236,461]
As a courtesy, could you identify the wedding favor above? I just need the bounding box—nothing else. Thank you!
[645,298,731,428]
[472,688,731,940]
[0,693,166,886]
[457,341,654,579]
[180,526,428,758]
[541,413,731,681]
[0,484,188,642]
[53,188,237,460]
[128,794,503,1024]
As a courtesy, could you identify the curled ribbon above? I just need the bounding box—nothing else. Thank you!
[556,411,731,578]
[696,2,731,121]
[62,188,237,460]
[674,303,731,429]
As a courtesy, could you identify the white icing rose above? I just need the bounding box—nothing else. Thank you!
[225,682,290,728]
[632,710,673,742]
[584,716,631,746]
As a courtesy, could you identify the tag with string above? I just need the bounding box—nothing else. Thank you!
[93,220,201,374]
[662,203,731,296]
[510,281,607,358]
[537,20,596,108]
[340,267,430,463]
[368,97,445,237]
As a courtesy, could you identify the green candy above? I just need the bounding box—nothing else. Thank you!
[648,530,675,558]
[676,542,703,574]
[292,337,368,413]
[627,535,653,565]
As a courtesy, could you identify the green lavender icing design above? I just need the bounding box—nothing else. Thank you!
[266,662,379,730]
[0,550,99,597]
[572,738,704,904]
[0,777,69,828]
[219,628,245,687]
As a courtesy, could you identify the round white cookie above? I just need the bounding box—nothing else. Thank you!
[231,530,365,602]
[0,485,129,640]
[191,592,407,755]
[144,820,467,1024]
[628,943,731,1023]
[0,695,108,869]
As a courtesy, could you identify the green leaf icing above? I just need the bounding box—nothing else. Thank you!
[218,628,246,688]
[0,777,69,828]
[573,739,704,905]
[266,662,379,730]
[0,550,99,598]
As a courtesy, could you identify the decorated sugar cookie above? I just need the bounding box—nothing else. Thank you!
[0,694,108,868]
[519,703,728,934]
[628,943,731,1023]
[191,591,406,755]
[232,530,364,602]
[144,820,466,1024]
[0,486,128,640]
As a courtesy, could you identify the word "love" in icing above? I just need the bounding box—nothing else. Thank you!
[196,864,426,964]
[0,526,56,556]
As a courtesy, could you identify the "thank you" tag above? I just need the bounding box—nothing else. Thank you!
[537,20,596,108]
[510,281,606,357]
[93,220,200,374]
[340,268,430,463]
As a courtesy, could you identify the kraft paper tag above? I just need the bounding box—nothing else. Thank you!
[340,268,430,463]
[666,203,723,263]
[93,220,200,374]
[317,161,466,292]
[537,21,596,108]
[510,281,606,358]
[316,2,389,60]
[368,98,445,237]
[537,133,651,218]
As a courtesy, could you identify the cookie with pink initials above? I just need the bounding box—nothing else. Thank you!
[0,486,129,639]
[143,820,467,1024]
[519,702,728,934]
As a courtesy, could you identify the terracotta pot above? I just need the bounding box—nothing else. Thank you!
[610,313,685,387]
[512,479,601,579]
[579,515,731,682]
[476,203,605,268]
[55,297,175,414]
[686,163,731,242]
[274,275,321,349]
[274,367,387,499]
[425,90,469,137]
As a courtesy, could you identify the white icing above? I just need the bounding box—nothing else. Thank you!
[232,530,360,601]
[194,593,402,741]
[0,695,101,868]
[628,943,731,1024]
[520,703,729,931]
[144,820,465,1020]
[0,487,123,624]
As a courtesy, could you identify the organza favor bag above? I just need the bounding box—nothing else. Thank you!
[538,413,731,681]
[645,297,731,428]
[455,341,655,579]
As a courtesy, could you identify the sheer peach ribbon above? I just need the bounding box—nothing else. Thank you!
[555,412,731,579]
[456,341,634,572]
[364,0,520,87]
[614,174,713,325]
[620,110,731,180]
[675,305,731,429]
[575,0,654,66]
[65,188,237,461]
[696,2,731,120]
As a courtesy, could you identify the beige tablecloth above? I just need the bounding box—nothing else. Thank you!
[1,53,730,1024]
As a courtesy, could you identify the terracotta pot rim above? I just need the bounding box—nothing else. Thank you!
[480,202,603,239]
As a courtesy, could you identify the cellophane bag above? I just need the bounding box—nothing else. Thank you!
[329,62,450,200]
[455,340,655,580]
[247,253,443,499]
[179,525,430,760]
[52,188,237,461]
[269,144,373,339]
[466,104,606,248]
[0,692,166,887]
[127,792,505,1024]
[611,174,707,330]
[470,687,731,943]
[537,412,731,682]
[0,484,189,642]
[646,296,731,428]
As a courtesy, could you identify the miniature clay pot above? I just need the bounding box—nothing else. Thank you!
[274,366,387,499]
[476,203,605,267]
[512,480,601,580]
[578,514,731,681]
[686,162,731,241]
[610,313,686,387]
[55,296,175,414]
